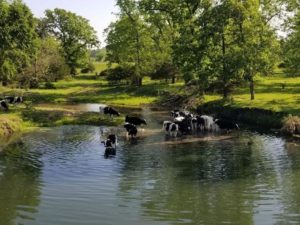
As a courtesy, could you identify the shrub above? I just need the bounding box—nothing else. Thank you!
[44,82,56,89]
[150,63,178,83]
[281,115,300,135]
[81,62,96,74]
[105,66,135,85]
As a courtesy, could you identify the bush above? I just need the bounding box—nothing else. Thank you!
[281,115,300,135]
[150,63,178,83]
[105,66,135,85]
[44,82,56,89]
[81,62,96,74]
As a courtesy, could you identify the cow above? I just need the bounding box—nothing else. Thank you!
[4,96,23,104]
[200,115,215,131]
[196,115,205,131]
[125,115,147,126]
[100,106,120,117]
[124,123,138,138]
[14,96,23,104]
[0,100,9,111]
[214,119,239,131]
[163,121,179,137]
[175,117,191,135]
[4,96,15,104]
[101,134,118,149]
[189,116,199,131]
[104,147,116,158]
[171,110,193,118]
[101,134,117,158]
[174,116,185,122]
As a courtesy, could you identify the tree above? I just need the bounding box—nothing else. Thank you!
[19,37,70,88]
[106,0,172,86]
[283,10,300,76]
[0,0,37,85]
[43,8,99,75]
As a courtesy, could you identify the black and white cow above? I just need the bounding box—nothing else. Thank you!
[5,96,23,104]
[200,115,215,131]
[100,106,120,117]
[196,115,205,131]
[175,117,191,134]
[101,134,117,157]
[162,121,179,137]
[101,134,118,149]
[0,100,9,111]
[214,119,239,131]
[125,115,147,126]
[124,123,138,138]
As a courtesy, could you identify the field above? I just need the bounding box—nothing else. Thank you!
[0,63,299,136]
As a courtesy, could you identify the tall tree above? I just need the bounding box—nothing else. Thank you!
[283,10,300,76]
[0,0,37,85]
[43,8,99,75]
[106,0,170,86]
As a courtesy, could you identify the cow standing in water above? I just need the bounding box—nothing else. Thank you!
[125,115,147,126]
[124,123,138,138]
[101,134,118,157]
[162,121,179,137]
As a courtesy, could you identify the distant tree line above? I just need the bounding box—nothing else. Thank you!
[105,0,300,100]
[0,0,99,88]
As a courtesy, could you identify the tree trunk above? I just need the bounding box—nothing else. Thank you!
[223,86,229,99]
[172,75,175,84]
[250,78,255,100]
[70,67,76,76]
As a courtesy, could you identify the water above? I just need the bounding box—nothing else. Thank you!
[1,106,300,225]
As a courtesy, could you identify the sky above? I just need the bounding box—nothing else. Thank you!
[23,0,118,46]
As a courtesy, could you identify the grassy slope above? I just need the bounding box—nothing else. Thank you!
[204,74,300,115]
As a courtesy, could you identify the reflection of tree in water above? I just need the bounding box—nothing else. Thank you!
[117,137,258,225]
[0,140,42,225]
[117,132,300,225]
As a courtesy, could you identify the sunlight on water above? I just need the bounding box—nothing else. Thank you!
[1,107,300,225]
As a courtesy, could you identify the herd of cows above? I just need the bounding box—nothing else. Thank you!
[0,96,23,111]
[100,106,239,157]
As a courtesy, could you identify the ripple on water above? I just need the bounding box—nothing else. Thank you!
[0,113,300,225]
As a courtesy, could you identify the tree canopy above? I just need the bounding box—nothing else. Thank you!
[42,8,99,75]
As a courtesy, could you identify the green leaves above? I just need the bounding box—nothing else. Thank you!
[0,0,37,84]
[43,8,99,74]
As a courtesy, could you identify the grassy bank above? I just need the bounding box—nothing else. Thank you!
[1,63,299,137]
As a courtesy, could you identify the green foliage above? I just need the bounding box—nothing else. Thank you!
[150,63,178,82]
[81,62,95,74]
[0,0,37,84]
[43,8,99,74]
[18,37,70,88]
[105,66,135,85]
[106,0,173,86]
[283,11,300,76]
[44,82,56,89]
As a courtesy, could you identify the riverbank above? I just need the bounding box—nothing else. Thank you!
[1,66,299,138]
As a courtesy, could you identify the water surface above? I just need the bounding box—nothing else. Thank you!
[1,107,300,225]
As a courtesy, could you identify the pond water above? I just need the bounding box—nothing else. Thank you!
[1,106,300,225]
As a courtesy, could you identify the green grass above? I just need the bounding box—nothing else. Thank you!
[204,74,300,115]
